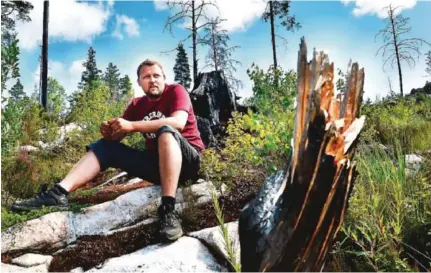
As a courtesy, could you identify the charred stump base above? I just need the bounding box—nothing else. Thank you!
[239,38,366,272]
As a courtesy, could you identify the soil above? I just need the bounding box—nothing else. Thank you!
[46,175,264,272]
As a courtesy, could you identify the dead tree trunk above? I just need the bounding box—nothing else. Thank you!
[239,38,365,272]
[389,7,403,96]
[269,1,277,70]
[41,0,49,109]
[191,0,198,84]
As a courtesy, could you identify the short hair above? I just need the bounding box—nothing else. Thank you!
[136,59,165,78]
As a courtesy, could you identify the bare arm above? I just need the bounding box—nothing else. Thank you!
[109,110,189,135]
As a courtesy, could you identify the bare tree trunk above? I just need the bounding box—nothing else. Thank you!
[269,1,277,70]
[211,23,218,72]
[389,6,403,96]
[192,0,198,84]
[41,0,49,109]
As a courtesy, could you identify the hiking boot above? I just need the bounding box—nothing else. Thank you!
[11,184,69,212]
[157,204,183,242]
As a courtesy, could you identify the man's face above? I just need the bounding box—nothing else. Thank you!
[138,65,166,99]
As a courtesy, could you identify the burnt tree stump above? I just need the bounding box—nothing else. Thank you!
[239,38,365,272]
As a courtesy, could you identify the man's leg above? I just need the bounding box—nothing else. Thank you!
[158,132,182,197]
[155,125,201,242]
[59,150,101,192]
[11,138,160,212]
[11,150,102,212]
[156,130,184,241]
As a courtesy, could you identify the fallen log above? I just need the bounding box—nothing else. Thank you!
[239,38,365,272]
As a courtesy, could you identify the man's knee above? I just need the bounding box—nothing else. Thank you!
[86,138,124,171]
[156,125,178,144]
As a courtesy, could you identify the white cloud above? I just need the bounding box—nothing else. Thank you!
[16,0,111,50]
[29,59,85,96]
[154,0,267,33]
[112,15,140,40]
[154,0,169,11]
[208,0,267,32]
[69,59,86,78]
[341,0,417,18]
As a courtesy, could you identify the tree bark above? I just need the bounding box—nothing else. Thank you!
[41,0,49,109]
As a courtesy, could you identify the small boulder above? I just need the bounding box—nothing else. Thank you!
[11,253,52,268]
[189,221,241,267]
[405,154,423,170]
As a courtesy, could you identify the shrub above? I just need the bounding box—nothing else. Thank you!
[200,65,295,187]
[361,95,431,153]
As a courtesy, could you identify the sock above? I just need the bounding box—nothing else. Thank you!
[53,184,69,196]
[161,196,176,212]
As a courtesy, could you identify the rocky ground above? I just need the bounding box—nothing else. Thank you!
[1,170,263,272]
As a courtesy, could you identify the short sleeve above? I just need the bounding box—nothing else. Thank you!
[122,98,136,121]
[170,84,191,114]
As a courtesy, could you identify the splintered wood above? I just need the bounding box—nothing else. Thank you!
[239,38,365,272]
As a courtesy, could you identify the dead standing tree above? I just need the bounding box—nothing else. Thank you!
[376,5,430,96]
[262,0,300,75]
[239,38,366,271]
[199,17,242,92]
[164,0,218,85]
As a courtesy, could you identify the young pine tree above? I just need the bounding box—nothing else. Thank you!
[173,43,192,90]
[425,50,431,77]
[9,78,26,101]
[78,47,102,90]
[119,75,133,98]
[104,62,121,99]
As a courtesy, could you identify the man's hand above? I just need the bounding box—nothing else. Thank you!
[100,121,113,140]
[108,118,134,134]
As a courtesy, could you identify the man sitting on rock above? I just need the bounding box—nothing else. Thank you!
[12,59,205,242]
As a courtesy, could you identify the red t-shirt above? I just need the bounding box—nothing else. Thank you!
[122,84,205,152]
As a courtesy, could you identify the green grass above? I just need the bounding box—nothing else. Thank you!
[329,142,431,271]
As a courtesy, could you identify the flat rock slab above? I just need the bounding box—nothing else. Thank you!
[86,237,228,272]
[2,182,214,254]
[1,263,48,272]
[189,221,241,266]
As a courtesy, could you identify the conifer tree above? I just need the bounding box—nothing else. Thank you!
[78,47,102,90]
[119,75,133,97]
[262,1,300,71]
[9,79,26,101]
[425,50,431,77]
[173,43,192,90]
[104,62,121,99]
[47,77,66,116]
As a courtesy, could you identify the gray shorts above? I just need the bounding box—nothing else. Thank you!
[87,125,202,185]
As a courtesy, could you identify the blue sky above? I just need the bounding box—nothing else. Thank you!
[14,0,431,101]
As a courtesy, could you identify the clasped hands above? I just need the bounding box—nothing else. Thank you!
[100,118,133,139]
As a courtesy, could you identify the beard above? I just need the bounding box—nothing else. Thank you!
[145,86,163,99]
[147,92,162,99]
